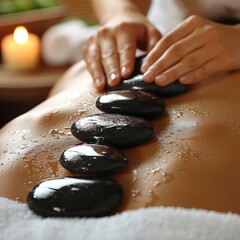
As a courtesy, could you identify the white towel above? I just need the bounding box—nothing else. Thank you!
[0,197,239,240]
[41,20,98,66]
[147,0,189,34]
[148,0,240,35]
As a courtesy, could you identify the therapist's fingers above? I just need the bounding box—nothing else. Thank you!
[179,59,224,84]
[97,27,121,86]
[111,22,161,79]
[115,22,159,78]
[154,44,216,86]
[115,25,139,79]
[83,19,162,90]
[142,27,209,83]
[82,36,106,91]
[141,15,201,72]
[117,40,136,78]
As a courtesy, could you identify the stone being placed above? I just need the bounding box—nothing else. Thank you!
[60,143,128,175]
[96,90,165,118]
[106,55,188,97]
[27,176,123,217]
[71,113,153,147]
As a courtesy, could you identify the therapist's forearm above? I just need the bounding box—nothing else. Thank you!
[91,0,151,24]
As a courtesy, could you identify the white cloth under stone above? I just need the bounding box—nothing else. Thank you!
[0,197,240,240]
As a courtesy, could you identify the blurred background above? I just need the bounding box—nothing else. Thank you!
[0,0,97,127]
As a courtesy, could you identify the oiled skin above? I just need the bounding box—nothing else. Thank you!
[0,61,240,214]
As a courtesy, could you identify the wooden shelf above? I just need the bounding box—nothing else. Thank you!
[0,64,67,101]
[0,64,68,126]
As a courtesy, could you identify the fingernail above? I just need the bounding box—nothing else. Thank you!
[143,69,155,82]
[110,73,117,80]
[179,76,188,83]
[156,74,168,85]
[121,66,129,76]
[95,78,103,88]
[141,61,149,72]
[109,72,119,85]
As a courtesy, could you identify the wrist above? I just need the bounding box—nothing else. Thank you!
[97,1,142,24]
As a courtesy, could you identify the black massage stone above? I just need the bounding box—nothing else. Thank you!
[27,176,123,217]
[71,113,153,147]
[106,55,188,97]
[60,143,128,175]
[96,90,165,118]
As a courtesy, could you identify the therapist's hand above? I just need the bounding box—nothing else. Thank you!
[82,9,161,91]
[141,15,240,86]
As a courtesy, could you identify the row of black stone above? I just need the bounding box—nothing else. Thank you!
[26,55,188,218]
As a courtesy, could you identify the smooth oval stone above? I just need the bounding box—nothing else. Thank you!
[71,113,153,147]
[107,55,188,97]
[96,90,165,118]
[27,176,123,217]
[60,143,128,175]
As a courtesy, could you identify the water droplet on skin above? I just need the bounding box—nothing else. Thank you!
[48,128,67,139]
[172,110,184,119]
[77,109,87,114]
[46,154,54,161]
[67,109,88,122]
[19,144,28,149]
[145,190,161,207]
[131,189,141,199]
[154,181,160,187]
[186,107,199,115]
[132,169,138,182]
[162,172,175,184]
[150,165,162,174]
[144,162,164,179]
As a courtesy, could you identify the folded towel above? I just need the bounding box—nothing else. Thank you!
[0,197,239,240]
[42,20,98,66]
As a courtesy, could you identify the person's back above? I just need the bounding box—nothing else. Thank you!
[0,0,240,215]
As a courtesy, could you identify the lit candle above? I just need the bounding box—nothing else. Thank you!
[1,26,40,70]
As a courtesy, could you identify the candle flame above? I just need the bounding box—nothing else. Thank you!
[13,26,29,45]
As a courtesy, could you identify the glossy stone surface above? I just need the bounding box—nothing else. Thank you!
[96,90,165,118]
[107,55,188,97]
[60,143,128,175]
[27,176,123,217]
[71,113,153,147]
